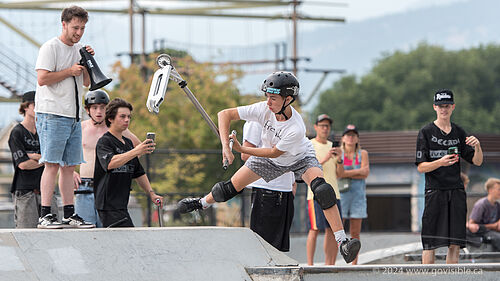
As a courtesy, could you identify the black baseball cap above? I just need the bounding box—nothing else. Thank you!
[22,91,35,103]
[434,89,454,105]
[316,114,332,124]
[342,124,359,136]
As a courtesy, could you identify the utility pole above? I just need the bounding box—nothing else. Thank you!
[291,0,298,76]
[129,0,134,63]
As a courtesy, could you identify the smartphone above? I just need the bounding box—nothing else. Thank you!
[332,140,340,147]
[146,132,156,142]
[447,146,458,155]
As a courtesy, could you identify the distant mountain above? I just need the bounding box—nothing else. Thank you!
[289,0,500,110]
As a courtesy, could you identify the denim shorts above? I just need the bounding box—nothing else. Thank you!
[36,113,83,166]
[340,180,367,219]
[75,178,102,227]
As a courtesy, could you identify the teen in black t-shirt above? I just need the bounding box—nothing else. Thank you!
[8,91,49,228]
[94,132,145,210]
[415,89,483,264]
[9,123,44,193]
[416,122,475,189]
[93,98,162,227]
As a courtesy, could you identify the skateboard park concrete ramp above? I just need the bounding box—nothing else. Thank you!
[2,227,500,281]
[0,227,298,281]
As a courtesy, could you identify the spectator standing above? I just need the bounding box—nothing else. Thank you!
[74,90,140,227]
[93,98,162,227]
[35,6,95,228]
[8,91,57,228]
[306,114,344,265]
[415,89,483,264]
[337,124,370,265]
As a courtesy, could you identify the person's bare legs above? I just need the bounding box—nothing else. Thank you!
[306,229,319,265]
[324,227,338,265]
[204,166,261,204]
[349,218,363,265]
[446,245,460,264]
[422,249,435,264]
[58,165,76,206]
[40,163,59,206]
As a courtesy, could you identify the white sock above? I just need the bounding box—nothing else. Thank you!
[334,230,347,245]
[200,197,212,209]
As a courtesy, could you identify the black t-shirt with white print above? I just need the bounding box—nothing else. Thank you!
[415,122,475,190]
[94,132,145,211]
[8,123,44,193]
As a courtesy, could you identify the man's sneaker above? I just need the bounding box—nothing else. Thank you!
[37,214,63,229]
[61,214,95,228]
[339,238,361,263]
[177,198,203,214]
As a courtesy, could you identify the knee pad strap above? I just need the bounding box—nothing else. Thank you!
[211,180,239,202]
[311,177,337,210]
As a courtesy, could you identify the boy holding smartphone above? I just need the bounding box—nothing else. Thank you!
[93,98,162,227]
[415,89,483,264]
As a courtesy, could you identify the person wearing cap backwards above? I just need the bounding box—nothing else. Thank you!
[306,114,345,265]
[177,71,361,264]
[337,123,370,265]
[416,89,483,264]
[8,91,57,228]
[73,90,140,227]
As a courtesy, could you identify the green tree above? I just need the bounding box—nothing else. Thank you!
[314,43,500,134]
[109,52,245,196]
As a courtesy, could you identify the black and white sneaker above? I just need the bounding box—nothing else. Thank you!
[177,198,203,214]
[62,214,95,228]
[339,238,361,263]
[37,214,63,229]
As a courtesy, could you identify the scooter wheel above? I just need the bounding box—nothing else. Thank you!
[156,54,171,68]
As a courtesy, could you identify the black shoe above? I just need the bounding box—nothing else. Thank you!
[177,198,203,214]
[340,238,361,263]
[61,213,96,228]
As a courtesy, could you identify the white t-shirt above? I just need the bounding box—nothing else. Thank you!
[35,37,84,118]
[237,101,315,166]
[243,121,294,192]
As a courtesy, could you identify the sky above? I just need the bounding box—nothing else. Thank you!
[0,0,469,99]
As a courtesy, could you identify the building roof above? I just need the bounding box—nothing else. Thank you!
[344,131,500,164]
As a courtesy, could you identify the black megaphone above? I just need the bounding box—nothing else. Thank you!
[79,47,112,91]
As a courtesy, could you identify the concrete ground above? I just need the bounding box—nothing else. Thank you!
[287,232,430,265]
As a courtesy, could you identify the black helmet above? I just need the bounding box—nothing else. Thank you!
[261,71,299,97]
[85,90,110,107]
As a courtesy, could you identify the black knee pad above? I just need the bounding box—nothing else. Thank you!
[311,177,337,210]
[211,180,239,202]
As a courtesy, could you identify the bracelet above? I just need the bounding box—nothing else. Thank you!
[149,190,155,194]
[337,159,343,164]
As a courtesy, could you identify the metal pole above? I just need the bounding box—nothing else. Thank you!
[181,85,220,138]
[146,153,152,227]
[291,0,298,76]
[129,0,134,63]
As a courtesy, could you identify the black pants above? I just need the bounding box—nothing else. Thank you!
[250,187,294,252]
[98,209,134,228]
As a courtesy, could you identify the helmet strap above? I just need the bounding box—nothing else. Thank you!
[275,96,295,120]
[88,112,104,125]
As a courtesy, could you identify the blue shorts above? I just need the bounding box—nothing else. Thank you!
[307,199,342,231]
[340,181,367,219]
[75,178,102,228]
[36,113,83,166]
